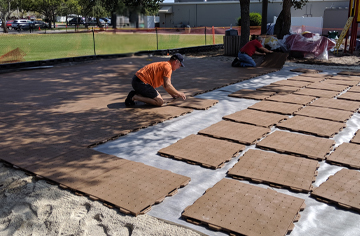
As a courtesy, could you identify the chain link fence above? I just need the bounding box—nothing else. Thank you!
[0,26,261,64]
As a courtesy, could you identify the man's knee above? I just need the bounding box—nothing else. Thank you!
[154,97,164,107]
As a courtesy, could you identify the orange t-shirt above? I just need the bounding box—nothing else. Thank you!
[135,61,172,88]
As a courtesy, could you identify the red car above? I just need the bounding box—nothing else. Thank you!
[6,20,14,29]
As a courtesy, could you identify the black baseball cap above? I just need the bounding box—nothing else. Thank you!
[171,53,185,67]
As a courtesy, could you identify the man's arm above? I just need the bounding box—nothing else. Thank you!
[163,77,186,100]
[259,47,273,54]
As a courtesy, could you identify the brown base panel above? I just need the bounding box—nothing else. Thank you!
[311,169,360,212]
[182,178,305,236]
[256,130,335,160]
[228,149,319,192]
[158,134,246,169]
[223,109,288,128]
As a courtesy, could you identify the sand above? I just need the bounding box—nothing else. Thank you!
[0,163,203,236]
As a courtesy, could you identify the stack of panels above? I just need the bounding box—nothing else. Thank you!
[294,106,354,122]
[14,148,191,216]
[256,130,335,160]
[228,149,319,192]
[311,169,360,212]
[276,116,346,138]
[248,101,304,115]
[198,120,270,145]
[256,84,301,94]
[294,88,340,98]
[158,134,246,169]
[167,97,218,110]
[351,130,360,144]
[309,98,360,112]
[287,75,328,83]
[223,109,288,127]
[290,68,323,73]
[182,179,305,236]
[265,94,316,105]
[326,143,360,169]
[228,89,276,100]
[305,83,349,92]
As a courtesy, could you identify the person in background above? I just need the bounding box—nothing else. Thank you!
[237,36,273,67]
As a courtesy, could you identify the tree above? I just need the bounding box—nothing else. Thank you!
[274,0,308,39]
[0,0,17,33]
[103,0,162,28]
[239,0,250,48]
[21,0,65,28]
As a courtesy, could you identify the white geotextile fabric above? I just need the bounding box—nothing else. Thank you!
[95,65,360,236]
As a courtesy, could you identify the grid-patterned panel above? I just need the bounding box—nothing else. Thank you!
[223,109,288,127]
[326,142,360,169]
[265,94,316,105]
[168,97,218,110]
[276,116,345,138]
[351,130,360,144]
[182,179,305,236]
[348,86,360,93]
[295,106,354,122]
[228,89,276,100]
[248,100,304,115]
[256,130,335,160]
[294,88,340,98]
[158,134,245,169]
[310,98,360,112]
[287,75,328,83]
[228,149,319,192]
[198,120,270,145]
[256,85,301,94]
[338,91,360,102]
[324,78,359,86]
[270,80,311,87]
[306,82,349,92]
[77,161,191,216]
[311,169,360,211]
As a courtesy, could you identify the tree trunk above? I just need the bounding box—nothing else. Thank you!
[2,21,8,33]
[239,0,250,48]
[261,0,268,35]
[274,0,292,39]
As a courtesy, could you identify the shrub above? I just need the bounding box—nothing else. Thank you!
[237,13,262,26]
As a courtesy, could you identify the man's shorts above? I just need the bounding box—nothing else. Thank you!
[132,75,159,99]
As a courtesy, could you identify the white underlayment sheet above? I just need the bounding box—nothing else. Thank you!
[95,65,360,236]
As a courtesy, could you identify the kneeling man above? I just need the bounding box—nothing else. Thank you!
[125,53,186,107]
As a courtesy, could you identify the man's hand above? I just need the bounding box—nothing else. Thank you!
[176,92,186,100]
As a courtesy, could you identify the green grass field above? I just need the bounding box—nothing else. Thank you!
[0,32,224,62]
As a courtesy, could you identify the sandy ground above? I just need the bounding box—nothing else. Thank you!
[1,50,360,236]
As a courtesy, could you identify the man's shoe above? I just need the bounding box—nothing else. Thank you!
[125,90,136,106]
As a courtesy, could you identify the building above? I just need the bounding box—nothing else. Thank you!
[158,0,350,35]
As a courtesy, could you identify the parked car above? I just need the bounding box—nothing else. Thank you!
[19,22,36,31]
[100,18,111,25]
[85,19,108,27]
[11,19,31,31]
[6,20,14,29]
[33,20,48,29]
[68,17,85,25]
